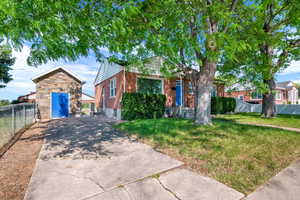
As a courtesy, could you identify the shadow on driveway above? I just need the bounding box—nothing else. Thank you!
[40,117,134,160]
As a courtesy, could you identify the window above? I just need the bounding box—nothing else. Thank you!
[211,86,217,97]
[188,82,194,94]
[238,95,244,101]
[251,91,262,99]
[137,77,163,94]
[110,78,116,97]
[275,91,281,100]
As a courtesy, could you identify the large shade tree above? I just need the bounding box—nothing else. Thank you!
[220,0,300,117]
[0,0,251,124]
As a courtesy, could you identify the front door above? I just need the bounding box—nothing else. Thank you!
[51,92,69,118]
[176,80,182,106]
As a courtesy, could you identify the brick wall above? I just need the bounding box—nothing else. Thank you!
[35,69,82,119]
[95,70,124,110]
[95,70,226,111]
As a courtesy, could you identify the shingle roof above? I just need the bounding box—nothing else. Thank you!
[32,66,85,84]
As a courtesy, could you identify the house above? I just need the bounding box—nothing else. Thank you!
[17,91,95,104]
[17,92,36,103]
[94,57,225,119]
[32,66,85,120]
[225,81,299,104]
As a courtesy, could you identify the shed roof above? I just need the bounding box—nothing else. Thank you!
[32,66,85,84]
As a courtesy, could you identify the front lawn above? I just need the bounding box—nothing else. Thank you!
[215,113,300,129]
[117,118,300,194]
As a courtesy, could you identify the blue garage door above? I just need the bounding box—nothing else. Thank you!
[51,92,69,118]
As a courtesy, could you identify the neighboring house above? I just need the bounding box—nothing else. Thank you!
[32,66,85,120]
[225,81,299,104]
[81,93,95,104]
[17,92,36,103]
[94,57,225,119]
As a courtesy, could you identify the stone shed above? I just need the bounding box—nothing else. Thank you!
[32,66,85,120]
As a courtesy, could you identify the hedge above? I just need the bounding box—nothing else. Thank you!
[211,97,236,114]
[121,93,166,120]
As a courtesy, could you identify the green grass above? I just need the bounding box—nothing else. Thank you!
[215,113,300,129]
[116,118,300,194]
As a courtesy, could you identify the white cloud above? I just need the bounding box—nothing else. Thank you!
[0,45,100,100]
[279,60,300,75]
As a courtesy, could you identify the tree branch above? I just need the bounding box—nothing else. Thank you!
[223,0,239,33]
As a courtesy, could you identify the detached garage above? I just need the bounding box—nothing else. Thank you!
[32,66,85,120]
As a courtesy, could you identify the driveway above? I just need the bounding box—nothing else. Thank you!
[24,116,244,200]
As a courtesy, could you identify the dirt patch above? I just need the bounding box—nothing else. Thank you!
[0,122,48,200]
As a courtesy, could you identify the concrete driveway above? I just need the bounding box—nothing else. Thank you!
[24,117,244,200]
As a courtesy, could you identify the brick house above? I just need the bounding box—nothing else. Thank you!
[17,92,36,103]
[225,81,299,104]
[94,57,225,119]
[32,67,85,120]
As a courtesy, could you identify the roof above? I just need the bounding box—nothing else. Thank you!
[32,66,86,84]
[18,92,36,100]
[276,81,294,89]
[94,60,123,85]
[82,93,95,100]
[226,81,296,92]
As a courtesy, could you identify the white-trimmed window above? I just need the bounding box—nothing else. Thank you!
[238,95,244,101]
[110,78,116,97]
[211,86,217,97]
[137,77,163,94]
[251,91,262,100]
[275,91,281,100]
[188,82,194,94]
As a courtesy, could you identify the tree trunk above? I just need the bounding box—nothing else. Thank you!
[261,78,277,118]
[195,61,216,125]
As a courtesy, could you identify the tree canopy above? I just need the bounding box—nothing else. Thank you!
[1,0,299,121]
[0,41,15,88]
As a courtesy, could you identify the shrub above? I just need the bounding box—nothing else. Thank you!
[211,97,236,114]
[121,93,166,120]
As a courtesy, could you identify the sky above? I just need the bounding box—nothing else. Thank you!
[0,45,300,101]
[0,45,103,100]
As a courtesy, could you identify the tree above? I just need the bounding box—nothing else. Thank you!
[0,41,15,87]
[220,0,300,118]
[0,0,248,125]
[0,99,10,106]
[93,0,248,125]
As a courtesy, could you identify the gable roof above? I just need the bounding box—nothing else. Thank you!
[32,66,85,84]
[276,81,294,89]
[94,60,123,85]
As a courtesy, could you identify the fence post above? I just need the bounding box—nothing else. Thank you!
[11,105,15,136]
[24,104,26,127]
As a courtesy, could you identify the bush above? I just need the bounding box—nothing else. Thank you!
[211,97,236,114]
[121,93,166,120]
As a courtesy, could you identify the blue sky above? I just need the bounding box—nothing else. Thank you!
[0,45,299,101]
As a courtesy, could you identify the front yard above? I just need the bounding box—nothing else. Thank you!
[215,113,300,129]
[117,118,300,194]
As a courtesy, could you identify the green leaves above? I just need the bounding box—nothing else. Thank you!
[0,42,15,87]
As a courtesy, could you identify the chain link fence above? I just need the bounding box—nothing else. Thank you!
[0,103,37,149]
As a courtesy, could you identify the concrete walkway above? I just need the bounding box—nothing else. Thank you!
[239,122,300,133]
[245,159,300,200]
[24,117,244,200]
